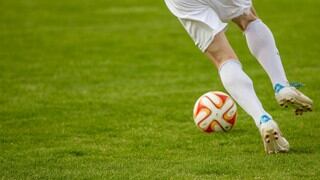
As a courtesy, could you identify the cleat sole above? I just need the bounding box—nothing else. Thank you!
[261,128,289,154]
[279,97,313,115]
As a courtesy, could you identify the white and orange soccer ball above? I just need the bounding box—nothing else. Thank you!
[193,91,237,133]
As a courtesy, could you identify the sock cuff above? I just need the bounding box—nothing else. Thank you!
[244,19,263,33]
[218,59,242,72]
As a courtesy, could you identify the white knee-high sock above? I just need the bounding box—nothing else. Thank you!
[219,60,270,127]
[245,19,289,88]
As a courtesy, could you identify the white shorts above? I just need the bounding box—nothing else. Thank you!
[164,0,252,52]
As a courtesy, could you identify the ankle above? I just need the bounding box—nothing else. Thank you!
[260,114,272,125]
[274,83,286,93]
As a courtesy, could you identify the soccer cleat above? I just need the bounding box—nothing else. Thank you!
[274,84,313,115]
[259,115,289,154]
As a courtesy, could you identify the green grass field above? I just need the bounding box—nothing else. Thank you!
[1,0,320,179]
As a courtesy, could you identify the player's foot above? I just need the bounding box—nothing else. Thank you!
[274,83,313,115]
[259,115,289,154]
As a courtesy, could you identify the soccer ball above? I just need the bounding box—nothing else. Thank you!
[193,91,237,133]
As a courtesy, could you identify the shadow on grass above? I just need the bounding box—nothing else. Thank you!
[228,128,247,134]
[289,147,315,154]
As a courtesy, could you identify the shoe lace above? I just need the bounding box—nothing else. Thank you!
[289,82,304,89]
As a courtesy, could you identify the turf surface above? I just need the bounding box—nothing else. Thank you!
[1,0,320,179]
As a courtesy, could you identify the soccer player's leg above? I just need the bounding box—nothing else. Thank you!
[164,0,289,153]
[206,31,289,154]
[232,8,313,115]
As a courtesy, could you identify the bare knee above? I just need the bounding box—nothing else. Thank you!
[205,31,238,68]
[232,8,258,31]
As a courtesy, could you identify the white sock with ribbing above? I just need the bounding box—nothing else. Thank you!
[219,60,271,127]
[245,19,289,88]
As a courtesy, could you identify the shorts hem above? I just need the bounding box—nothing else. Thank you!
[200,23,228,53]
[227,7,252,21]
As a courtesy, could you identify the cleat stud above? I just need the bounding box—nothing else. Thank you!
[265,135,269,138]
